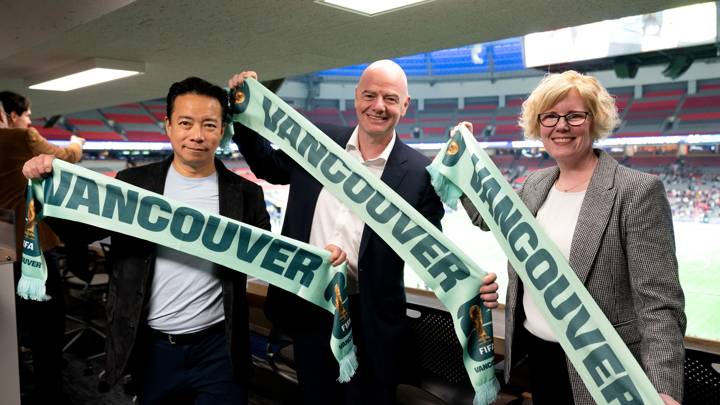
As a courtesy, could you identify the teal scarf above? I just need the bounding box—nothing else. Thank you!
[18,161,358,382]
[231,79,499,404]
[428,126,664,404]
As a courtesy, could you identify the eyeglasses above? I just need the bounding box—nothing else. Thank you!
[537,112,591,127]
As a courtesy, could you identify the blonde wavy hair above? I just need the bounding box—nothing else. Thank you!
[518,70,619,141]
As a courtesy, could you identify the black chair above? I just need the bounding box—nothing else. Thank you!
[63,243,110,374]
[684,347,720,404]
[401,302,483,405]
[402,301,530,405]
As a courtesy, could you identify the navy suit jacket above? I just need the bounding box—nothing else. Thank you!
[233,123,444,382]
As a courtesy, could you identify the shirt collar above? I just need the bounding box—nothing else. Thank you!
[346,126,396,164]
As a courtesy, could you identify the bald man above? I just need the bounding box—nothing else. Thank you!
[230,61,444,404]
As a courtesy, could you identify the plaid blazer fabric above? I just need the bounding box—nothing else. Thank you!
[498,150,687,403]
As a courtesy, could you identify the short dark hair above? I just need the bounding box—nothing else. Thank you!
[0,91,30,116]
[166,77,229,124]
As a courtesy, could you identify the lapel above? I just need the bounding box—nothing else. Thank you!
[358,136,408,260]
[525,166,559,216]
[215,158,242,219]
[145,157,173,195]
[568,150,617,284]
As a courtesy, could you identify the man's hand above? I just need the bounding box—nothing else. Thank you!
[659,393,680,405]
[228,71,259,89]
[453,121,473,136]
[23,154,55,179]
[480,272,499,309]
[325,244,347,266]
[70,134,86,146]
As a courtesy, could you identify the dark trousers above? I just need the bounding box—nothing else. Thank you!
[526,332,575,405]
[134,324,246,405]
[16,248,66,402]
[292,296,397,405]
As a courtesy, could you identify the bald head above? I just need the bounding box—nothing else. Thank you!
[354,60,411,145]
[358,59,409,98]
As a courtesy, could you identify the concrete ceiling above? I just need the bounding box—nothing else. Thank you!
[0,0,704,116]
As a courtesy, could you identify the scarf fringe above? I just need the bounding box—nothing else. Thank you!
[473,377,500,405]
[336,346,358,383]
[427,164,463,208]
[16,276,50,301]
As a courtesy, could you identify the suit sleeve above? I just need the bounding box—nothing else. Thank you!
[232,122,295,185]
[249,184,271,232]
[461,171,533,232]
[624,176,686,400]
[418,168,444,230]
[27,128,82,163]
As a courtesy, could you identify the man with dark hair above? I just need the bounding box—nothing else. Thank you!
[21,77,342,404]
[0,90,84,404]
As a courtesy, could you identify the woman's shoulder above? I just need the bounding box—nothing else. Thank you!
[614,163,662,189]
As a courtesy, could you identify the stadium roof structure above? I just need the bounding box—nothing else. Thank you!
[0,0,707,117]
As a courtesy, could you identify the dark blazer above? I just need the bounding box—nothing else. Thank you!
[465,150,686,403]
[50,157,270,385]
[234,123,444,383]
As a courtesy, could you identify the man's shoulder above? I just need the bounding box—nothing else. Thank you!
[315,123,353,143]
[116,160,164,184]
[216,161,263,193]
[394,138,432,168]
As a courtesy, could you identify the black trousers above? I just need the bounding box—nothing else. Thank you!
[16,248,66,402]
[133,323,247,405]
[291,296,397,405]
[525,332,575,405]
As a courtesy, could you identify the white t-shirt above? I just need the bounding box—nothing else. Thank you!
[522,185,586,342]
[308,128,395,294]
[146,164,224,334]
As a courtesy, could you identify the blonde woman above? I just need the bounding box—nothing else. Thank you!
[463,71,685,404]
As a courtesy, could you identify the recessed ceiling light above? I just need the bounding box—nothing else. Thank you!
[27,58,145,92]
[315,0,435,17]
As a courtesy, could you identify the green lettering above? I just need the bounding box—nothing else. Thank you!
[508,222,537,261]
[410,234,448,267]
[277,116,301,148]
[284,248,323,287]
[544,274,581,320]
[296,131,328,167]
[492,196,521,237]
[262,96,285,132]
[101,185,138,224]
[236,227,272,262]
[366,192,399,224]
[525,249,557,290]
[137,196,171,232]
[599,374,642,405]
[566,306,604,350]
[202,217,239,252]
[391,213,424,243]
[427,253,470,291]
[261,239,297,275]
[44,170,73,206]
[319,152,349,184]
[65,176,100,215]
[170,207,204,242]
[343,173,373,204]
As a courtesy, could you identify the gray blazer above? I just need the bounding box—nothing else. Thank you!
[464,150,686,403]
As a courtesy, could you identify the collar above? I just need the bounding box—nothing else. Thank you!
[346,126,396,164]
